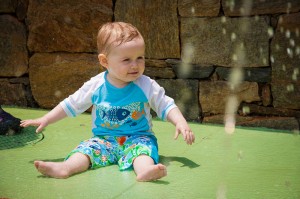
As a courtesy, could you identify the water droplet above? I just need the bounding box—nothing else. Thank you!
[242,106,250,114]
[282,64,286,71]
[191,7,195,14]
[231,32,237,41]
[240,8,245,15]
[222,28,227,35]
[280,27,284,33]
[268,27,274,38]
[182,43,194,63]
[296,46,300,55]
[287,48,293,58]
[275,44,280,51]
[292,68,299,81]
[55,90,62,97]
[259,47,263,54]
[217,183,227,199]
[64,16,72,24]
[55,55,62,63]
[240,42,245,49]
[278,16,283,24]
[285,30,291,38]
[227,0,235,12]
[232,54,238,61]
[238,150,243,160]
[286,2,291,14]
[221,16,227,23]
[180,43,195,76]
[292,74,298,81]
[224,95,238,134]
[228,68,243,89]
[270,55,275,63]
[289,39,295,47]
[262,58,267,65]
[286,84,294,92]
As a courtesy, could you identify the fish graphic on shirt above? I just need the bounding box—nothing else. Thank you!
[101,108,130,122]
[131,109,145,120]
[101,122,119,129]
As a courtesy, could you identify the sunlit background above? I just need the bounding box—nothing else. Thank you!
[0,0,300,198]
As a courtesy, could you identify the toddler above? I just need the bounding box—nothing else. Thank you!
[20,22,195,182]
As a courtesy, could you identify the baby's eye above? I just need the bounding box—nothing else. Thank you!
[123,58,130,62]
[137,56,145,60]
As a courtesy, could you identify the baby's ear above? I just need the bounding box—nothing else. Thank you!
[98,54,108,68]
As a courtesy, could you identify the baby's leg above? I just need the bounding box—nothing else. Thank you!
[133,155,167,182]
[34,152,90,179]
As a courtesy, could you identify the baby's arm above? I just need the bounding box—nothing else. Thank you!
[167,107,195,145]
[20,104,67,133]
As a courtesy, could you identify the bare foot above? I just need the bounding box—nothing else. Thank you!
[34,161,70,179]
[136,163,167,182]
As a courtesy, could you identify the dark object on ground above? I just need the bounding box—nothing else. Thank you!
[0,106,23,135]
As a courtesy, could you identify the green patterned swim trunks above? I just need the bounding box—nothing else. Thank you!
[65,135,159,170]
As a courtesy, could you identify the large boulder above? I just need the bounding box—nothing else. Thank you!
[200,81,260,115]
[29,53,102,108]
[222,0,300,16]
[178,0,220,17]
[0,78,27,106]
[203,114,299,131]
[271,13,300,109]
[0,15,28,77]
[115,0,180,59]
[156,79,200,121]
[181,16,270,67]
[27,0,113,53]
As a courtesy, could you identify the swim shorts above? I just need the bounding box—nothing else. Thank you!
[65,135,159,170]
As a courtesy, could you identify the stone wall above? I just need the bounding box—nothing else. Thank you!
[1,0,300,131]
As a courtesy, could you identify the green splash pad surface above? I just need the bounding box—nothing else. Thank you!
[0,107,299,199]
[0,126,44,150]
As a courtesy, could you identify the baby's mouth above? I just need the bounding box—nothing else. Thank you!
[128,71,139,75]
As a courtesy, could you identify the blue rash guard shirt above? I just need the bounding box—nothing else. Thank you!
[60,71,177,137]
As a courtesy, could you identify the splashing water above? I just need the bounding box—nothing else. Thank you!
[180,43,195,77]
[191,7,195,14]
[242,106,250,114]
[292,68,299,80]
[268,27,274,38]
[216,183,227,199]
[286,84,294,92]
[224,95,239,134]
[55,90,62,98]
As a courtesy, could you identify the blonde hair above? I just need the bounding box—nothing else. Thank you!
[97,22,143,54]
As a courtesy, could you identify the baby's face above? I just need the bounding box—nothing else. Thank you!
[105,37,145,87]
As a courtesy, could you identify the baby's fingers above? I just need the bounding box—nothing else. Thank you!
[184,130,195,145]
[174,129,180,140]
[35,124,45,133]
[20,120,31,127]
[20,120,44,133]
[20,120,36,127]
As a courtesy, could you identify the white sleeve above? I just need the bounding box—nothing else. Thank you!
[136,76,177,121]
[59,73,104,117]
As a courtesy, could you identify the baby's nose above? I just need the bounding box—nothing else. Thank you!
[131,60,138,68]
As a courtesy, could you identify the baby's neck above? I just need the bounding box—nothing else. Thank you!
[106,74,129,88]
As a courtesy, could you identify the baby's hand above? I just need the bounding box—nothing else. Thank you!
[20,117,48,133]
[174,122,195,145]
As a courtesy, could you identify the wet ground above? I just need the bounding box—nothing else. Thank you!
[1,107,299,199]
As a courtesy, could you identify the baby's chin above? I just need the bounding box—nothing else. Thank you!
[127,73,142,80]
